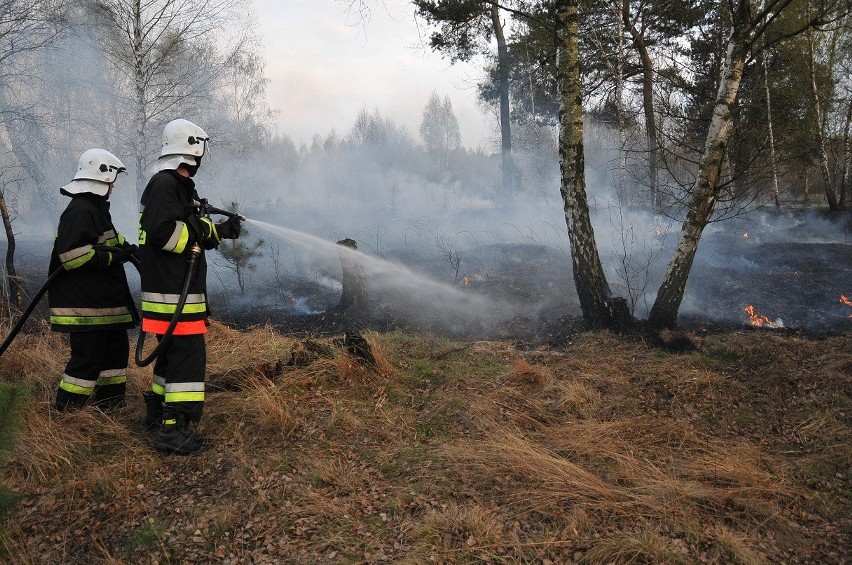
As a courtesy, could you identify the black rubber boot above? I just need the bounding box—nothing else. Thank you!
[142,391,163,430]
[93,386,127,412]
[55,388,88,413]
[153,406,208,455]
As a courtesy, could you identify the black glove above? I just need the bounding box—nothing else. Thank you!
[187,216,219,250]
[216,216,242,240]
[108,245,135,264]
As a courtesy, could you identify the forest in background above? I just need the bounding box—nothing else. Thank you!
[0,0,850,331]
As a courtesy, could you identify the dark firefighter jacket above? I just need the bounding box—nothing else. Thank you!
[48,192,136,332]
[138,170,216,335]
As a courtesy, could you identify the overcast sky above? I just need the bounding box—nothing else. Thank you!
[253,0,495,150]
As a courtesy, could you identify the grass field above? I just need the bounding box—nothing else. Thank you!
[0,321,849,563]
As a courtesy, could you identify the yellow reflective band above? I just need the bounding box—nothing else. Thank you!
[138,212,147,245]
[152,383,166,396]
[63,249,95,270]
[164,419,177,425]
[96,375,126,386]
[59,380,95,396]
[50,314,133,326]
[140,301,207,315]
[164,221,189,253]
[164,391,205,403]
[200,217,220,243]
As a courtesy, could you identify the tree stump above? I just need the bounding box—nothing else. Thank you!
[334,238,367,315]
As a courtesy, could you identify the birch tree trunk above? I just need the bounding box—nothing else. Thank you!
[556,0,631,330]
[762,47,781,207]
[491,2,513,206]
[648,34,748,329]
[133,0,148,201]
[807,28,839,210]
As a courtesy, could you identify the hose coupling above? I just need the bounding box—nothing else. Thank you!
[189,243,203,257]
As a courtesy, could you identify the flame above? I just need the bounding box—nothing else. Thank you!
[842,295,852,317]
[744,305,784,328]
[463,276,470,286]
[743,232,749,238]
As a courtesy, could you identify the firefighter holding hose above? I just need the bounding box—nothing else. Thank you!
[51,149,138,412]
[138,118,241,455]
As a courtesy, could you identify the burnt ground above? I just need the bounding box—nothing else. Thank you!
[3,209,851,342]
[210,210,852,341]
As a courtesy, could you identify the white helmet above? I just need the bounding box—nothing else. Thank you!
[160,118,208,158]
[61,148,126,197]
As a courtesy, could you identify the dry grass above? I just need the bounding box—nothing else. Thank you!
[0,325,848,563]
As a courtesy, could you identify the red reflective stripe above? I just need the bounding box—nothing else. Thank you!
[142,318,208,335]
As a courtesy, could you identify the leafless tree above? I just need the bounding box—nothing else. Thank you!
[85,0,253,198]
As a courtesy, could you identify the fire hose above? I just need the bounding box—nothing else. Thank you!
[134,202,245,367]
[0,251,141,359]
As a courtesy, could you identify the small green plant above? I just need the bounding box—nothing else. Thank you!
[216,202,264,295]
[126,518,165,551]
[0,383,26,519]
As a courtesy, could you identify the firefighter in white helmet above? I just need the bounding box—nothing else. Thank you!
[137,118,241,455]
[50,149,138,411]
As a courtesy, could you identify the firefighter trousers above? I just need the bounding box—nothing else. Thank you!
[150,333,206,423]
[55,330,129,411]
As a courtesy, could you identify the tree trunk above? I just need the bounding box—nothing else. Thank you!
[335,238,367,316]
[807,29,838,210]
[556,0,630,330]
[491,2,513,206]
[648,35,748,329]
[762,47,781,207]
[839,99,851,210]
[622,4,660,209]
[133,0,148,201]
[614,0,629,205]
[0,189,23,314]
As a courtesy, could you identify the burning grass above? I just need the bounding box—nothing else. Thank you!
[0,324,849,563]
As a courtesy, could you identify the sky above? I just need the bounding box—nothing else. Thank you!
[253,0,496,150]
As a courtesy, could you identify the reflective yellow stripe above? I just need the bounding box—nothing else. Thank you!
[165,391,205,403]
[59,380,94,396]
[200,217,220,244]
[50,314,133,326]
[164,221,189,253]
[152,382,166,396]
[63,248,95,270]
[96,375,126,386]
[141,301,207,314]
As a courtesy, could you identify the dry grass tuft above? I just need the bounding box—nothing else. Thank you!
[508,358,552,387]
[413,501,506,562]
[550,379,602,418]
[582,526,692,565]
[706,525,765,565]
[215,373,302,441]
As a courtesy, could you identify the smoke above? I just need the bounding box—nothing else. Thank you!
[1,17,849,335]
